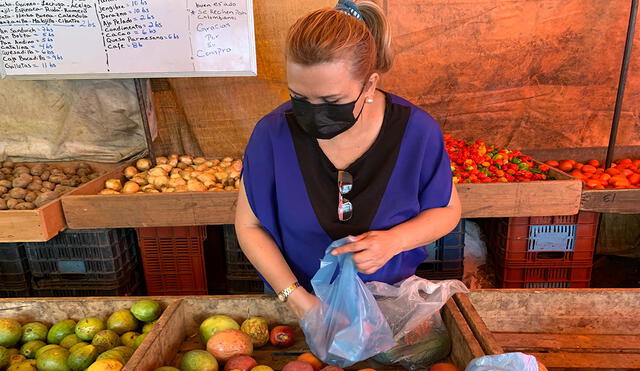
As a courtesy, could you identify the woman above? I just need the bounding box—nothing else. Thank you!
[235,0,461,318]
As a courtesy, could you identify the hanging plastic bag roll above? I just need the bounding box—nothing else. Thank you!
[366,276,469,370]
[300,237,396,368]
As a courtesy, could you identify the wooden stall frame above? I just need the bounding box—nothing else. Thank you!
[0,161,117,242]
[458,289,640,370]
[128,295,487,371]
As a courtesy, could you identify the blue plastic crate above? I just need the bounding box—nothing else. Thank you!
[423,220,465,262]
[0,243,30,286]
[24,229,139,281]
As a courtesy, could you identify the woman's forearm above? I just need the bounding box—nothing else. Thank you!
[389,185,462,253]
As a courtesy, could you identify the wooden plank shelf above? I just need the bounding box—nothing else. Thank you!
[0,161,115,242]
[62,163,238,229]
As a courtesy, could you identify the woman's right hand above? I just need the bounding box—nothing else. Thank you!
[286,287,320,319]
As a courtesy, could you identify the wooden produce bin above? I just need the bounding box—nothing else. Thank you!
[62,164,238,229]
[527,146,640,214]
[0,161,115,242]
[130,295,487,370]
[458,163,582,218]
[457,289,640,370]
[0,296,178,371]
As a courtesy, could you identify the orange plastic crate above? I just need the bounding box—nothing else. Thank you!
[136,226,208,295]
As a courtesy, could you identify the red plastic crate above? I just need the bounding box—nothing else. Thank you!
[485,212,599,266]
[496,261,592,288]
[136,226,208,295]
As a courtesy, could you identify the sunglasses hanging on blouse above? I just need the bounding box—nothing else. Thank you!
[338,170,353,222]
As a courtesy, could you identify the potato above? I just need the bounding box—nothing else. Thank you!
[124,166,138,179]
[12,173,32,188]
[9,188,26,199]
[0,199,6,210]
[25,191,37,203]
[50,167,64,175]
[62,166,77,175]
[131,176,148,186]
[157,164,173,173]
[14,202,36,210]
[0,186,7,195]
[0,180,11,188]
[175,185,188,193]
[14,165,30,174]
[60,178,80,187]
[136,158,152,171]
[6,199,21,209]
[187,179,207,192]
[179,155,193,165]
[80,176,90,183]
[76,168,90,177]
[27,164,43,176]
[77,162,91,169]
[54,185,75,194]
[88,173,100,180]
[48,175,66,184]
[105,179,122,191]
[148,167,168,177]
[156,156,169,165]
[31,176,42,183]
[168,177,187,188]
[99,189,120,195]
[40,170,51,181]
[2,161,14,168]
[42,181,55,190]
[122,181,140,194]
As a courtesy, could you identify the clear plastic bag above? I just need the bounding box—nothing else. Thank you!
[300,237,396,368]
[366,276,469,370]
[465,352,541,371]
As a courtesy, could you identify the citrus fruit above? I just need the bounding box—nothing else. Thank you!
[180,349,219,371]
[130,300,161,323]
[142,321,156,334]
[60,334,82,349]
[36,346,70,371]
[21,323,48,343]
[68,342,89,354]
[20,340,46,359]
[297,352,322,371]
[67,344,98,371]
[120,332,139,348]
[47,320,77,345]
[35,345,63,359]
[0,319,23,347]
[86,359,123,371]
[75,318,105,341]
[133,332,147,349]
[107,311,138,336]
[91,330,120,352]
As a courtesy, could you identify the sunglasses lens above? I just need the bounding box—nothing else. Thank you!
[339,197,353,221]
[338,171,353,194]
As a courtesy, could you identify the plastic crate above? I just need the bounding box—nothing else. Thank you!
[485,212,598,266]
[24,229,137,281]
[226,274,264,294]
[423,220,465,263]
[0,243,30,286]
[495,261,592,288]
[136,226,208,295]
[31,277,141,297]
[223,225,255,276]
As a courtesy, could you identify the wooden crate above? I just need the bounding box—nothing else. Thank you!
[526,146,640,214]
[0,296,178,371]
[62,164,238,229]
[457,289,640,370]
[0,161,115,242]
[129,295,486,370]
[458,163,582,218]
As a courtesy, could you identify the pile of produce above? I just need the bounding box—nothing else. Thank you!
[100,155,242,194]
[545,158,640,189]
[0,162,99,210]
[0,299,162,371]
[444,136,551,183]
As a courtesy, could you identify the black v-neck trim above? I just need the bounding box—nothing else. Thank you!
[286,92,412,240]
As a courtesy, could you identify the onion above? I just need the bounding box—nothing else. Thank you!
[157,164,173,173]
[187,179,207,192]
[99,189,120,195]
[156,156,169,164]
[193,157,207,165]
[179,155,193,165]
[122,181,140,194]
[148,167,168,177]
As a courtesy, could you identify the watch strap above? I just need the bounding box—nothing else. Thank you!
[277,281,301,302]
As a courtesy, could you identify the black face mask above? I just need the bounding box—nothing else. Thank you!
[290,85,366,140]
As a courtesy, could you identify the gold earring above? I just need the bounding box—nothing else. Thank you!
[366,97,374,104]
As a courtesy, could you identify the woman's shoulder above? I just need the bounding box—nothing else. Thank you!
[253,101,293,134]
[387,92,442,136]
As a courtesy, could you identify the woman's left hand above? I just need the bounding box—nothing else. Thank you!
[331,230,402,275]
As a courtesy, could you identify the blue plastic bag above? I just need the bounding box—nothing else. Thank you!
[465,353,542,371]
[300,237,396,367]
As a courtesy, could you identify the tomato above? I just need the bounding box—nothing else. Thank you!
[618,158,633,165]
[629,173,640,185]
[574,163,584,170]
[620,169,634,177]
[587,159,600,167]
[545,160,559,167]
[582,165,597,173]
[570,170,587,180]
[633,160,640,168]
[585,179,601,188]
[606,168,621,176]
[558,160,574,172]
[595,185,605,190]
